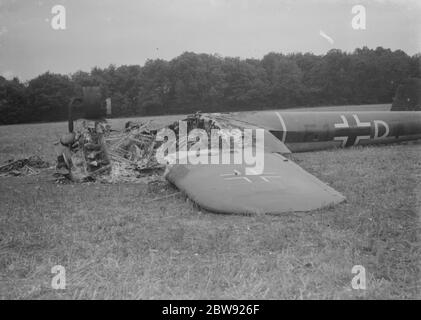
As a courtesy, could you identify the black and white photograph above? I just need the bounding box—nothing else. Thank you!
[0,0,420,304]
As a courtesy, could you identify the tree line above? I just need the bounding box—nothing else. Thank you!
[1,46,420,125]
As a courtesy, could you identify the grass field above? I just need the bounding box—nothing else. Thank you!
[0,104,420,299]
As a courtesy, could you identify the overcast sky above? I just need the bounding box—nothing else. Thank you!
[0,0,420,80]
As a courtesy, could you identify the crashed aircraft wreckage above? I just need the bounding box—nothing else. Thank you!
[54,86,421,215]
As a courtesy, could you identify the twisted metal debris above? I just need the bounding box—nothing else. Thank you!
[0,112,249,183]
[54,112,252,183]
[0,156,50,177]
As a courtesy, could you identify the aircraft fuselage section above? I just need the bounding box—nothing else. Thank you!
[264,111,421,152]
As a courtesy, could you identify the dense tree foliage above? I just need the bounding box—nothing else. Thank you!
[1,47,420,124]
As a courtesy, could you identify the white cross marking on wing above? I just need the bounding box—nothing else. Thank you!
[220,170,281,183]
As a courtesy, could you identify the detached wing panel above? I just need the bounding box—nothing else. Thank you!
[263,130,291,154]
[166,152,345,215]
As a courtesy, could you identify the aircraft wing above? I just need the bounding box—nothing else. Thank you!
[263,130,291,154]
[165,151,345,215]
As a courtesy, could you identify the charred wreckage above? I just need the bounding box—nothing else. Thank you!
[53,87,251,184]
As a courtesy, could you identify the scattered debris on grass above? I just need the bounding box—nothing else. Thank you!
[52,112,238,184]
[53,119,166,184]
[105,120,164,175]
[2,112,247,184]
[0,156,50,177]
[57,120,113,183]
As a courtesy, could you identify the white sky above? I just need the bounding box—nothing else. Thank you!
[0,0,420,80]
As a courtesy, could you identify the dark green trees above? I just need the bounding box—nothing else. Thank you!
[1,47,419,124]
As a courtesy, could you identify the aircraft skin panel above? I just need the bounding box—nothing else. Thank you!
[252,111,421,153]
[285,141,342,153]
[285,134,421,153]
[166,152,346,215]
